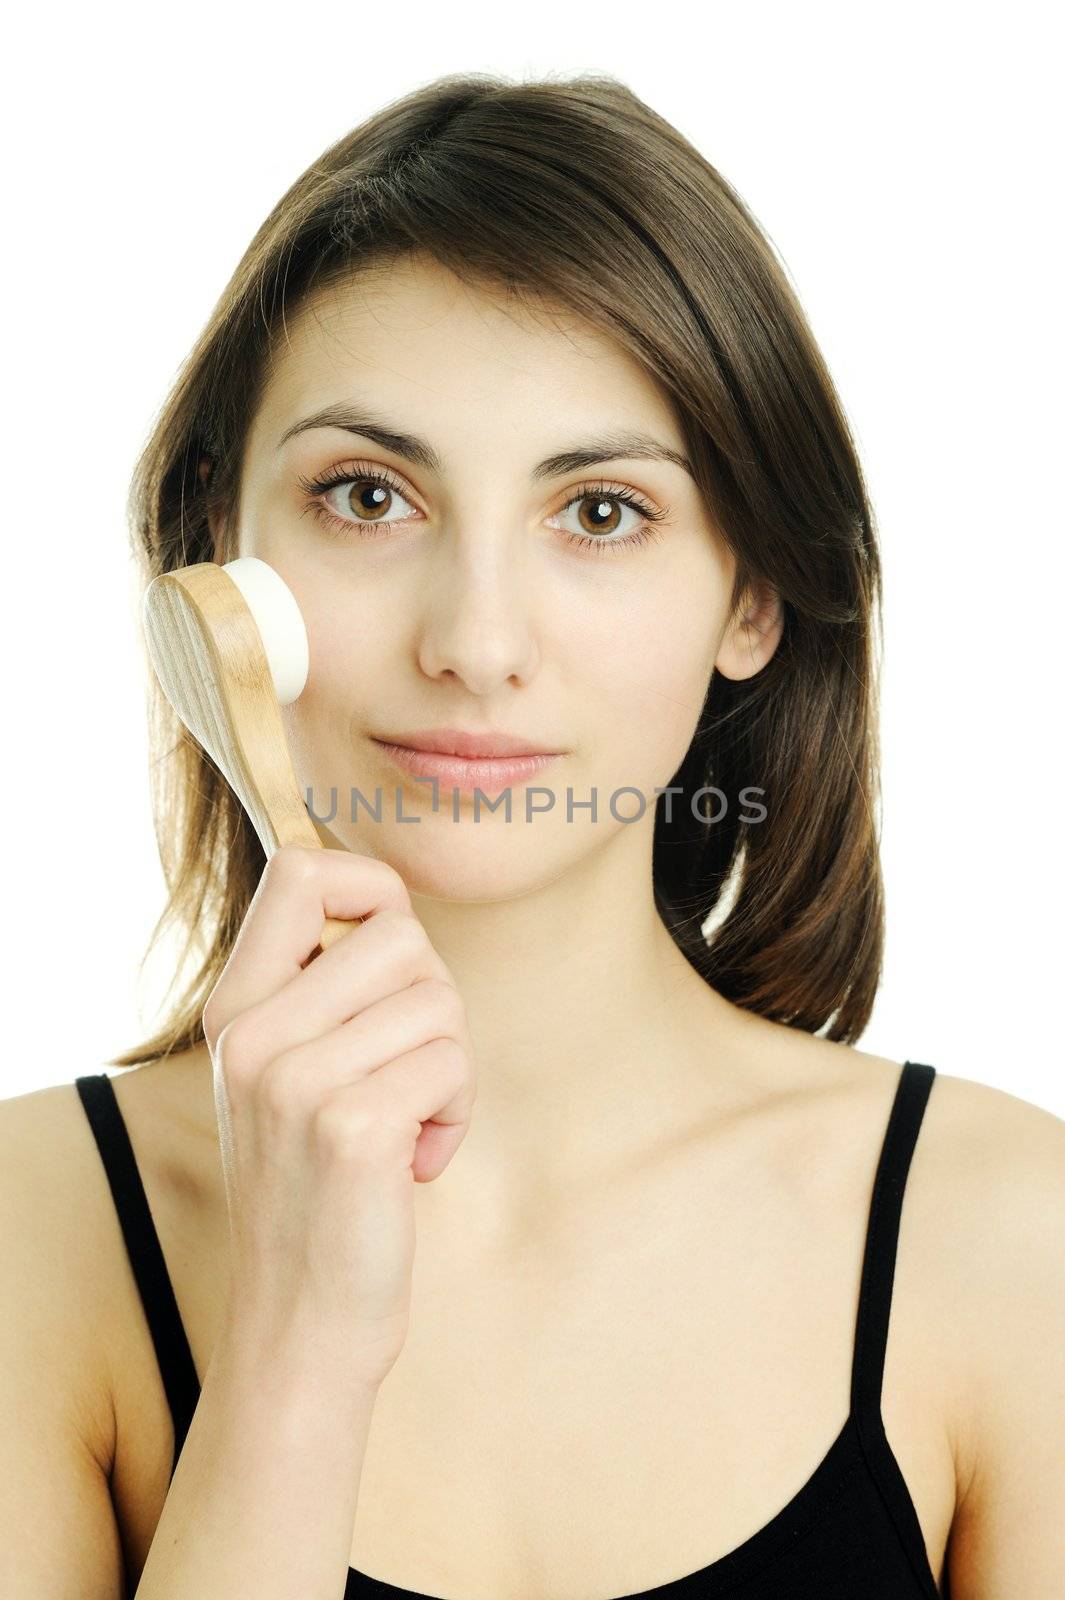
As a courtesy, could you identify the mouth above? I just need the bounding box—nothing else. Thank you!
[370,728,565,795]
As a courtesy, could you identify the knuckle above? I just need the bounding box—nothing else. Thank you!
[420,977,466,1032]
[429,1034,468,1082]
[380,908,428,964]
[214,1014,263,1082]
[312,1096,408,1162]
[257,1055,306,1120]
[311,1098,365,1151]
[368,856,410,901]
[265,845,319,888]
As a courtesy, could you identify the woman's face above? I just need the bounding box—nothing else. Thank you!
[220,253,764,901]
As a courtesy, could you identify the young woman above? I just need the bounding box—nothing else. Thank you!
[2,72,1062,1600]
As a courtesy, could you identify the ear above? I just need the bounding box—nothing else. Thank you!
[715,580,785,681]
[198,457,227,563]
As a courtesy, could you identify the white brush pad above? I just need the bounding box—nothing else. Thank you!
[221,556,309,704]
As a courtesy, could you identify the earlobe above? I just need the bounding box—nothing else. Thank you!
[715,582,784,681]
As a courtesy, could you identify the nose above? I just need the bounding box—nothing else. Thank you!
[416,540,541,695]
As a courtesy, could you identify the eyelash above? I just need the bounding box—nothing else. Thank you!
[295,460,670,556]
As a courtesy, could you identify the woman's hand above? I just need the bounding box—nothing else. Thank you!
[202,845,477,1390]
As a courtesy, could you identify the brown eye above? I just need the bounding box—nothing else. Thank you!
[308,468,420,530]
[548,482,663,550]
[574,494,624,538]
[340,477,395,522]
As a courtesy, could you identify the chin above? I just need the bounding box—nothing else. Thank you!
[331,824,570,903]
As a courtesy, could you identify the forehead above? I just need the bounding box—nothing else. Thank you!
[249,253,681,456]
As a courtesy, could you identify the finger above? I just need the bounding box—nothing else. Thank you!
[203,847,411,1047]
[214,907,448,1066]
[267,977,467,1098]
[326,1036,475,1149]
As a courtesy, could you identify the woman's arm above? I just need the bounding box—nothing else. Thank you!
[0,1092,127,1599]
[132,1312,379,1599]
[0,1085,383,1600]
[940,1081,1065,1596]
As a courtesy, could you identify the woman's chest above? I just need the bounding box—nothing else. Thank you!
[345,1244,955,1595]
[107,1162,957,1598]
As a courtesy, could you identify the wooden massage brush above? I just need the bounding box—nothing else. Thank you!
[141,556,357,953]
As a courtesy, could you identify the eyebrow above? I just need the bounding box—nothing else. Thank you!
[275,403,694,483]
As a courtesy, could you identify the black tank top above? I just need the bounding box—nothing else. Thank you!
[74,1058,945,1599]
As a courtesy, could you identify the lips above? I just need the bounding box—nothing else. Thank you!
[370,729,564,795]
[372,726,562,758]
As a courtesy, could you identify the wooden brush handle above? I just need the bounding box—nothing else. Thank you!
[314,907,363,953]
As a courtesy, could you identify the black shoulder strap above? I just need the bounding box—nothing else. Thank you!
[850,1059,936,1424]
[75,1073,201,1475]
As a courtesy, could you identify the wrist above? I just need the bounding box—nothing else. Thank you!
[213,1302,386,1412]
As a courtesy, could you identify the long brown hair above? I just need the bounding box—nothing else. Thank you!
[111,69,883,1068]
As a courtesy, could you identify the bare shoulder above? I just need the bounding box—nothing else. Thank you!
[920,1063,1065,1152]
[840,1052,1065,1500]
[847,1058,1065,1331]
[905,1069,1065,1586]
[911,1067,1065,1286]
[0,1055,212,1446]
[919,1064,1065,1321]
[0,1077,125,1474]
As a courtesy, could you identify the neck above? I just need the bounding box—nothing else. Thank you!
[402,816,752,1213]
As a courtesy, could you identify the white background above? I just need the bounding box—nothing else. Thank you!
[2,1,1060,1115]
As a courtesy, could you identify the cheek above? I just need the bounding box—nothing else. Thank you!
[293,568,397,699]
[577,576,721,775]
[275,588,395,781]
